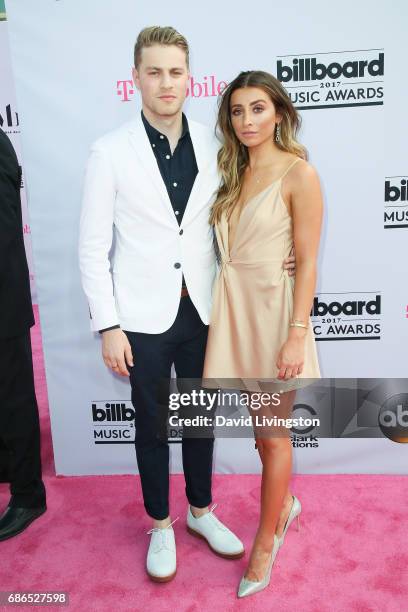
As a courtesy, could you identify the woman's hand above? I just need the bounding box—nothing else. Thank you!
[276,328,306,380]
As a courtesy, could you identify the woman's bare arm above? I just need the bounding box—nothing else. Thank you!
[290,161,323,328]
[276,161,323,379]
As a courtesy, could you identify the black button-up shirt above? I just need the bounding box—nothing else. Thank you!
[99,112,197,333]
[141,110,198,223]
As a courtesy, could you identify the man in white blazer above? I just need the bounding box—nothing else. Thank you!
[79,26,245,582]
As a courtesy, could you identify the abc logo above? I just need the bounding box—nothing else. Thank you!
[378,394,408,443]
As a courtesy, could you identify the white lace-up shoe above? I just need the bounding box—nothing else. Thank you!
[186,504,244,559]
[146,518,178,582]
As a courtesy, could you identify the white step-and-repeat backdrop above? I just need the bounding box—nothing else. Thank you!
[5,0,408,475]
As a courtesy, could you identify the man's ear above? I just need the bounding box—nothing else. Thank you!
[132,66,140,90]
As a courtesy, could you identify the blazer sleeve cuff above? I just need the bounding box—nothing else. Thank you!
[88,301,120,333]
[98,324,121,334]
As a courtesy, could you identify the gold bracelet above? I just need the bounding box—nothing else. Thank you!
[289,321,308,329]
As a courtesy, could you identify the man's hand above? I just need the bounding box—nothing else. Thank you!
[283,246,296,277]
[101,328,134,376]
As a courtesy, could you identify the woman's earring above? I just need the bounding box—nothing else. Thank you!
[275,123,281,142]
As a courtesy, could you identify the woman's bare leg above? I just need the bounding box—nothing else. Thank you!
[256,443,293,537]
[245,390,295,581]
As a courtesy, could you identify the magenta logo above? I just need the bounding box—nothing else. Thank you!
[116,76,228,102]
[186,76,228,98]
[117,80,134,102]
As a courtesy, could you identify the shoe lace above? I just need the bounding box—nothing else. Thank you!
[147,517,179,553]
[205,503,228,532]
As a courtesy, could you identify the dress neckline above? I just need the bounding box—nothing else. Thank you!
[239,157,301,210]
[226,157,301,255]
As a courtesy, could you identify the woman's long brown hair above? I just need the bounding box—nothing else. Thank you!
[210,70,307,226]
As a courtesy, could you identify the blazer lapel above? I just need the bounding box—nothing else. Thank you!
[127,116,176,222]
[127,115,216,227]
[181,120,213,226]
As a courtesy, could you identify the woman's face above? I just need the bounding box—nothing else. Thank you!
[229,86,281,148]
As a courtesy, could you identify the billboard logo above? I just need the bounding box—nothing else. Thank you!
[277,49,384,110]
[311,293,381,340]
[384,177,408,229]
[91,401,135,444]
[0,103,19,132]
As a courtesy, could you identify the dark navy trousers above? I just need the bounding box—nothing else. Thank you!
[124,296,214,520]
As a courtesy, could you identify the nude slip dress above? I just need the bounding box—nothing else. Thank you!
[202,157,321,393]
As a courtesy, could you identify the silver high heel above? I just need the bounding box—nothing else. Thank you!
[277,494,301,548]
[237,534,280,598]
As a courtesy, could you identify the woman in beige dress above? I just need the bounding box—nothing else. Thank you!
[202,70,323,598]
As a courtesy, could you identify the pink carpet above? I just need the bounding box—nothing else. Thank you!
[0,306,407,611]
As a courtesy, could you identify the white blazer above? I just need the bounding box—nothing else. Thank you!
[79,114,220,333]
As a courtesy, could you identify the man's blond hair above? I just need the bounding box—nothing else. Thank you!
[134,26,189,68]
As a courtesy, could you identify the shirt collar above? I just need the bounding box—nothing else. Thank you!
[141,110,189,144]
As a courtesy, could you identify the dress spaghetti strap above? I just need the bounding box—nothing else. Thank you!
[279,157,301,180]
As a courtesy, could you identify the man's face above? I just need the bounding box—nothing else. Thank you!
[132,44,189,118]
